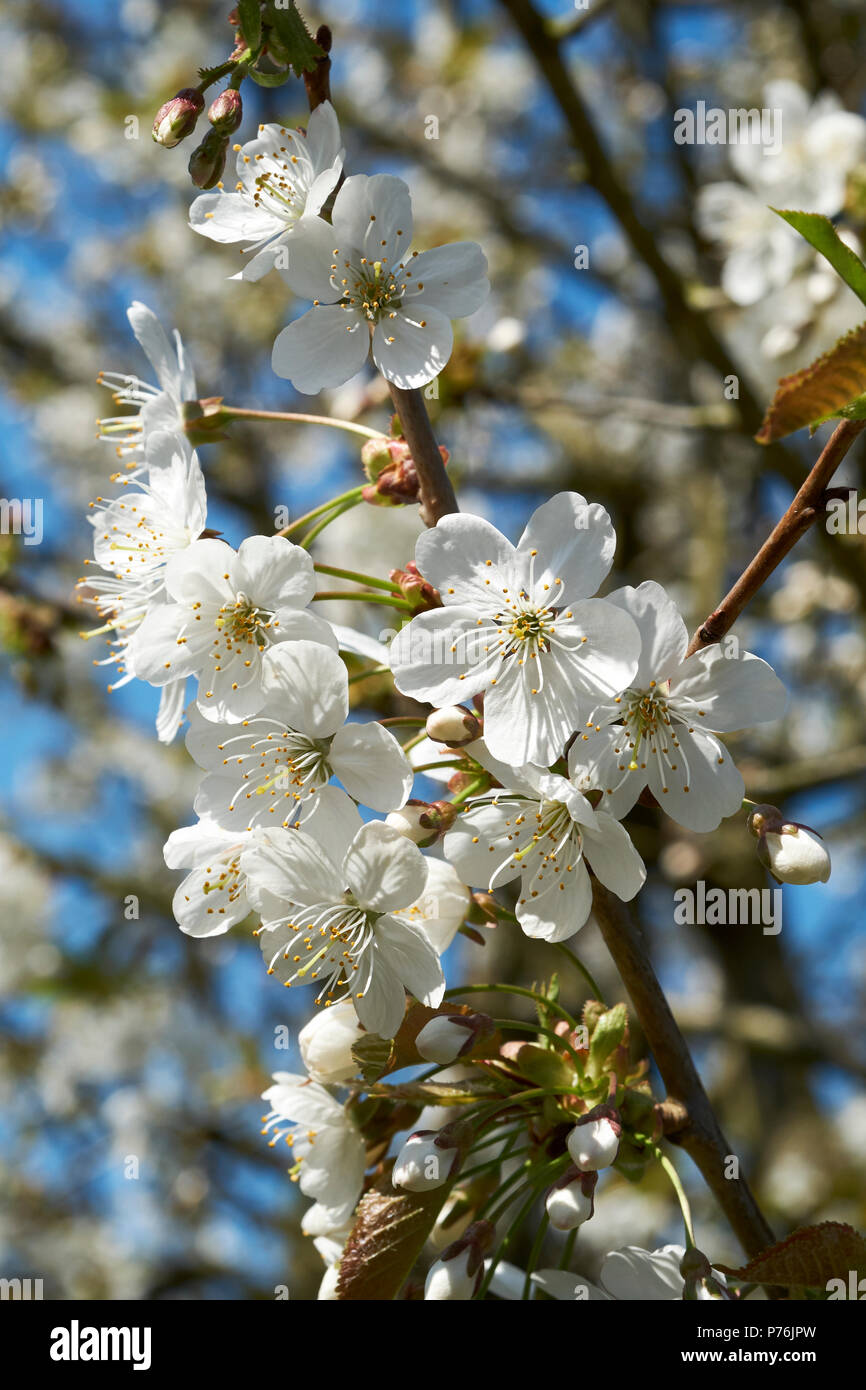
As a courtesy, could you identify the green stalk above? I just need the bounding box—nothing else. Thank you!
[222,405,385,440]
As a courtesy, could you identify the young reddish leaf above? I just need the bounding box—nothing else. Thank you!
[335,1174,451,1300]
[716,1221,866,1287]
[756,322,866,443]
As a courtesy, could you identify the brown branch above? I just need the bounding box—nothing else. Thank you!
[303,24,332,111]
[387,382,459,527]
[592,883,777,1259]
[685,419,866,656]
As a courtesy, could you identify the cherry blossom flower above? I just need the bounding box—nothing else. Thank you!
[189,102,344,282]
[243,795,445,1037]
[125,534,336,723]
[444,754,645,943]
[97,302,196,468]
[568,581,787,832]
[80,431,207,742]
[163,815,260,936]
[271,172,489,392]
[184,639,412,828]
[389,494,641,767]
[260,1072,366,1223]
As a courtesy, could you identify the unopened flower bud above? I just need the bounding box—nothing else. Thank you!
[426,706,482,748]
[207,86,243,135]
[748,803,831,884]
[188,128,229,189]
[152,88,204,147]
[389,562,442,612]
[424,1221,494,1300]
[546,1169,597,1231]
[416,1015,475,1065]
[760,825,831,885]
[680,1246,730,1301]
[385,798,456,848]
[392,1130,460,1192]
[567,1109,622,1172]
[299,999,364,1084]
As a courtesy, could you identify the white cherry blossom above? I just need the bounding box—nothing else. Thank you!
[529,1245,725,1301]
[189,102,344,281]
[97,302,196,468]
[80,431,207,742]
[298,1000,364,1086]
[125,533,336,722]
[163,815,260,937]
[184,639,412,828]
[568,581,787,832]
[389,494,641,767]
[260,1072,366,1223]
[444,753,645,943]
[242,795,445,1037]
[271,172,488,392]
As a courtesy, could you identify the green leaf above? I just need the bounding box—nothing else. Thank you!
[716,1222,866,1289]
[266,2,324,76]
[756,320,866,443]
[774,209,866,306]
[335,1176,451,1300]
[587,1003,628,1078]
[237,0,262,51]
[247,64,292,88]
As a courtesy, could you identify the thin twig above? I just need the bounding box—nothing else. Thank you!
[685,419,866,656]
[387,381,459,527]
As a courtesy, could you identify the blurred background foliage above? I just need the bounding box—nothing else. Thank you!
[0,0,864,1299]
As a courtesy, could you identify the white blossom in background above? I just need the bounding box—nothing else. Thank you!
[80,430,207,742]
[445,751,645,942]
[184,640,411,829]
[272,172,489,391]
[243,794,445,1037]
[569,581,786,832]
[390,494,641,767]
[189,101,344,281]
[126,534,336,722]
[260,1072,366,1223]
[697,81,866,305]
[97,301,196,467]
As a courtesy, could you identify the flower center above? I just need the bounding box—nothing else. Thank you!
[215,722,333,827]
[263,900,379,1008]
[214,592,274,648]
[335,254,405,323]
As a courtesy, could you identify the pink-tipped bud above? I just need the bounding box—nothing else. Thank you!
[388,562,442,612]
[152,88,204,147]
[207,87,243,135]
[426,706,482,748]
[386,798,456,848]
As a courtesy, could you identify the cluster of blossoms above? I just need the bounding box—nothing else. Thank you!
[80,89,832,1300]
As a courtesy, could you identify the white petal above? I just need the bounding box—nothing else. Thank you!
[298,1123,366,1221]
[304,100,343,173]
[373,915,445,1008]
[372,304,453,388]
[156,679,187,743]
[234,534,316,609]
[189,190,283,244]
[241,826,338,911]
[600,1245,685,1301]
[580,811,646,900]
[518,492,616,601]
[402,242,489,317]
[330,721,412,810]
[277,212,341,300]
[389,607,499,706]
[260,641,348,737]
[394,857,471,955]
[604,580,688,687]
[126,301,181,396]
[298,787,365,863]
[568,724,643,822]
[669,647,787,731]
[516,856,594,943]
[272,305,369,394]
[344,821,428,912]
[125,603,197,686]
[332,173,413,266]
[646,726,745,832]
[413,512,521,605]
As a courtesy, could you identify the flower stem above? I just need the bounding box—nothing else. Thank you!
[347,665,390,685]
[278,487,365,539]
[522,1211,551,1299]
[314,563,397,591]
[299,496,367,548]
[554,942,607,1005]
[221,405,385,440]
[450,775,487,805]
[445,981,579,1028]
[655,1145,696,1249]
[313,590,411,610]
